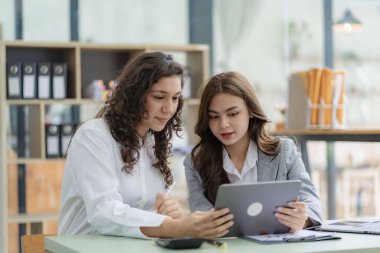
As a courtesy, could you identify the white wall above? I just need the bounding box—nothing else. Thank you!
[0,0,188,44]
[23,0,69,41]
[0,0,15,39]
[79,0,188,44]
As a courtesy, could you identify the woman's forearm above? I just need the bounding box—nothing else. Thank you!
[140,218,184,238]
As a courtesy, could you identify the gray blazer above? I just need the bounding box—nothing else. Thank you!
[184,137,323,225]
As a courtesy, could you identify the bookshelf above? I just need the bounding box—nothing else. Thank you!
[0,40,209,253]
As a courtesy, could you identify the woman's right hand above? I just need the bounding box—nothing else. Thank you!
[180,208,234,239]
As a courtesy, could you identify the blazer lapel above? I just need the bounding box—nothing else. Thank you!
[257,149,280,181]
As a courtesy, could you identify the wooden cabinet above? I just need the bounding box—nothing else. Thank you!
[0,40,209,253]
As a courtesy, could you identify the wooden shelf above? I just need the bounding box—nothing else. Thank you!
[6,99,80,105]
[6,158,66,164]
[184,98,200,106]
[6,98,104,106]
[8,213,59,223]
[273,128,380,143]
[274,128,380,136]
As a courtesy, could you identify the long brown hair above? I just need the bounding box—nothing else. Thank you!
[191,71,280,203]
[97,52,184,188]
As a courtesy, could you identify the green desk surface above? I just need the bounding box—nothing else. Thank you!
[45,233,380,253]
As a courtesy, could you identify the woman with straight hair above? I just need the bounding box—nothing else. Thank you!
[185,71,322,232]
[59,52,233,239]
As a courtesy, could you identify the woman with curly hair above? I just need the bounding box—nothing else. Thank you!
[58,52,233,239]
[184,71,323,232]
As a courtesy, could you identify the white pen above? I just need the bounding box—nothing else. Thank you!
[166,181,176,195]
[153,181,177,213]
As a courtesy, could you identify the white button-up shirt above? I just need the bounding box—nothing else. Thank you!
[223,140,258,183]
[58,118,167,239]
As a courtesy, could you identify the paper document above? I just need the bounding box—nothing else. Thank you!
[244,229,340,243]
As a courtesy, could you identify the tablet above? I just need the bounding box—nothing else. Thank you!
[214,180,301,237]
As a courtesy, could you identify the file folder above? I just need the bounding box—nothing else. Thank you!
[37,63,51,99]
[45,124,60,158]
[52,63,67,99]
[244,229,341,243]
[287,69,346,130]
[60,124,75,157]
[22,63,37,99]
[182,66,192,98]
[7,62,23,99]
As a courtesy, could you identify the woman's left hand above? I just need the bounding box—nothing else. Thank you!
[275,201,309,232]
[154,192,183,219]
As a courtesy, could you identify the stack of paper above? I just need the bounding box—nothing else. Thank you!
[244,229,341,243]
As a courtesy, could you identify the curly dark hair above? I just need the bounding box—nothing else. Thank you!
[191,71,280,203]
[97,52,184,188]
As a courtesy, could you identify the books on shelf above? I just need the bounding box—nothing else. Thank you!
[6,62,68,100]
[286,68,347,130]
[45,123,76,158]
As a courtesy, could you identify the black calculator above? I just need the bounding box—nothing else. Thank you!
[155,238,205,249]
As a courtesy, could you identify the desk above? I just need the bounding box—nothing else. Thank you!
[274,129,380,219]
[45,233,380,253]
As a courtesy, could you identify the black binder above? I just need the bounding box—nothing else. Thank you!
[60,124,75,157]
[22,63,37,99]
[7,62,23,99]
[52,63,67,99]
[37,63,51,99]
[45,124,60,158]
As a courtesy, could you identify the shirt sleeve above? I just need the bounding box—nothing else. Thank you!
[71,126,167,238]
[281,138,323,226]
[184,154,213,211]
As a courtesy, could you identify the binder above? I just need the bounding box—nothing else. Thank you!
[22,63,37,99]
[321,69,334,126]
[333,71,345,125]
[52,63,67,99]
[182,66,192,98]
[310,69,322,126]
[45,124,60,158]
[7,62,23,99]
[60,124,75,157]
[37,63,51,99]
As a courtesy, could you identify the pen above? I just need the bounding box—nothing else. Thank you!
[206,239,228,249]
[166,181,176,195]
[285,235,317,242]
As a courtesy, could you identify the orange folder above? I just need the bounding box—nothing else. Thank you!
[311,69,322,126]
[321,69,334,126]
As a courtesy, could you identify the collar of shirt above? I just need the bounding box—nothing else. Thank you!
[145,133,156,160]
[138,132,154,147]
[223,139,258,182]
